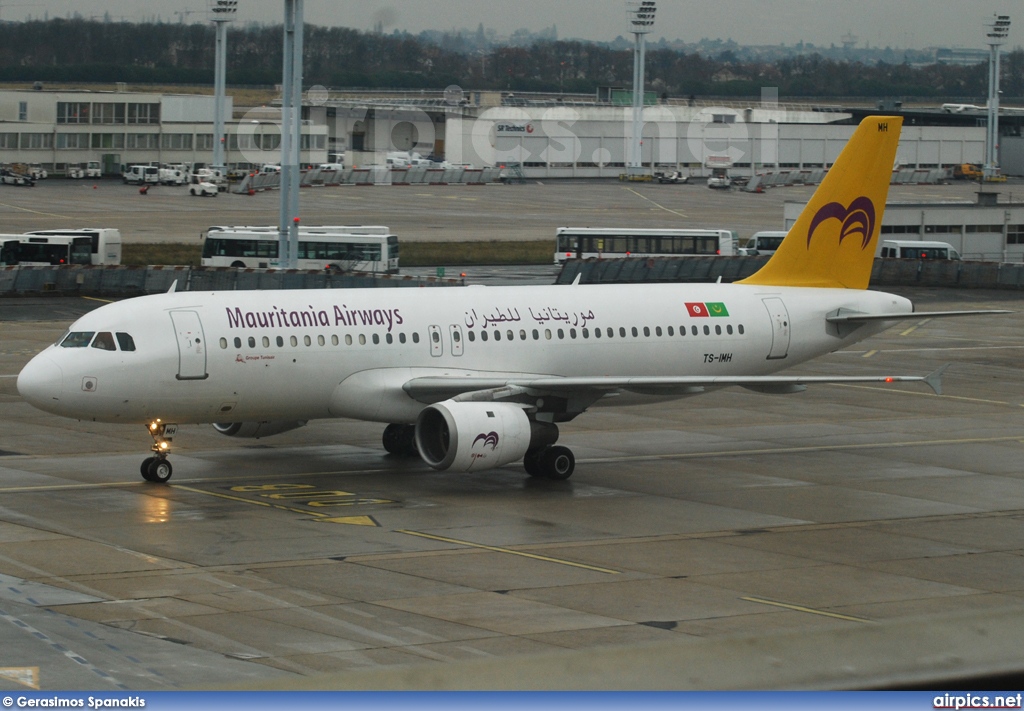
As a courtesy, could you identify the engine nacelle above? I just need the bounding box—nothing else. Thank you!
[212,420,307,439]
[416,401,536,472]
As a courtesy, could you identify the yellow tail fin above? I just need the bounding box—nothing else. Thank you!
[738,115,903,289]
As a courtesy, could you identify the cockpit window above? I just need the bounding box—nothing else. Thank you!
[60,331,95,348]
[115,332,136,352]
[91,332,116,351]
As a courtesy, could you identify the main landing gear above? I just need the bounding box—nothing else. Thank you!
[523,445,575,480]
[382,423,419,457]
[141,421,177,483]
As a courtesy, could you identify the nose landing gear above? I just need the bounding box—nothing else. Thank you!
[141,421,177,483]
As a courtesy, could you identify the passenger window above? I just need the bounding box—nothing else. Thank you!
[667,326,674,336]
[248,337,256,348]
[359,334,366,345]
[655,326,662,337]
[345,334,353,345]
[304,335,312,346]
[372,334,380,345]
[452,331,460,343]
[619,327,626,337]
[594,328,601,338]
[412,332,420,344]
[545,329,551,340]
[481,330,489,341]
[386,333,393,344]
[607,327,613,338]
[234,337,242,348]
[631,327,638,337]
[400,332,407,344]
[715,325,722,335]
[467,331,475,342]
[116,332,136,352]
[727,325,733,335]
[219,337,228,349]
[494,330,502,341]
[263,336,270,348]
[277,336,284,347]
[519,329,526,340]
[738,324,745,335]
[570,328,577,339]
[290,336,298,347]
[557,328,564,339]
[532,329,539,340]
[582,328,589,338]
[331,335,339,346]
[703,325,710,335]
[643,327,650,337]
[61,331,95,348]
[318,335,325,346]
[432,331,440,343]
[691,326,698,336]
[91,332,116,351]
[506,329,514,341]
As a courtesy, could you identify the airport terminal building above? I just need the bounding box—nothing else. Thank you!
[0,87,999,179]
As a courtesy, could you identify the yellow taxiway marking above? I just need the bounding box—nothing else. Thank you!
[81,295,115,304]
[742,596,872,623]
[0,666,40,690]
[173,484,383,525]
[397,530,620,574]
[861,349,877,359]
[899,318,932,336]
[0,201,71,219]
[833,383,1021,407]
[622,187,688,218]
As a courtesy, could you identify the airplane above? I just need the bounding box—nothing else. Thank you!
[17,116,1008,484]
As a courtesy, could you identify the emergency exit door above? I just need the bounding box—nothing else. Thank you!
[170,311,208,380]
[762,297,791,360]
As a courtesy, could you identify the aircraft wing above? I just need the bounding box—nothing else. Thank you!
[403,365,948,403]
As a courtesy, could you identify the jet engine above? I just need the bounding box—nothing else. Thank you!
[212,420,308,438]
[415,400,556,472]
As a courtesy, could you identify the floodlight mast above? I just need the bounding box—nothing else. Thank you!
[627,1,656,175]
[208,1,237,175]
[279,0,304,268]
[984,13,1011,181]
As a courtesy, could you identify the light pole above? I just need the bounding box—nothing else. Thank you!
[208,1,236,175]
[627,1,656,175]
[279,0,304,268]
[984,14,1011,181]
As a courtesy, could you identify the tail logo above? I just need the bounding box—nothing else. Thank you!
[473,432,500,450]
[806,196,876,251]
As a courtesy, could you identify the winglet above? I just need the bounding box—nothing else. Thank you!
[738,116,903,290]
[924,363,950,396]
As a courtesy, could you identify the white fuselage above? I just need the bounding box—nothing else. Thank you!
[17,282,912,426]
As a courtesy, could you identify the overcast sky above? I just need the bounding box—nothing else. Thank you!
[8,0,1021,50]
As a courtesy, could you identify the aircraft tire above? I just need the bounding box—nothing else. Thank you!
[140,457,157,480]
[523,449,544,477]
[382,423,404,454]
[146,458,173,483]
[540,446,574,480]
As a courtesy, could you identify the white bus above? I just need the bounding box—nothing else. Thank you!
[15,235,93,266]
[24,228,122,265]
[880,240,961,260]
[739,230,787,256]
[202,226,399,273]
[0,238,18,265]
[554,227,737,264]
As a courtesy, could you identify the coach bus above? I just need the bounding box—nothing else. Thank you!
[202,226,399,273]
[24,228,122,265]
[554,227,737,264]
[15,235,93,266]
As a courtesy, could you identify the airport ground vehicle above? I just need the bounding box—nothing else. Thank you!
[880,240,961,260]
[14,235,92,265]
[66,164,86,179]
[202,226,399,272]
[85,161,102,178]
[122,165,159,185]
[554,227,736,264]
[1,167,34,186]
[26,164,47,180]
[195,168,227,191]
[189,175,219,197]
[655,171,688,184]
[739,231,787,256]
[159,165,189,185]
[0,238,17,265]
[952,163,983,180]
[24,228,122,265]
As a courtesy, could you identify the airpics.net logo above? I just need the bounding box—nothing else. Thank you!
[806,196,876,250]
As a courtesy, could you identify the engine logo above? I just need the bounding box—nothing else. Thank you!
[473,431,500,450]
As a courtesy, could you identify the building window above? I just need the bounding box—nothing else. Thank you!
[126,133,160,149]
[197,134,214,151]
[161,133,193,150]
[18,101,27,121]
[56,133,89,149]
[91,103,125,124]
[20,133,53,149]
[127,103,160,124]
[966,224,1002,233]
[91,133,125,149]
[0,133,19,148]
[57,102,90,124]
[1007,225,1024,245]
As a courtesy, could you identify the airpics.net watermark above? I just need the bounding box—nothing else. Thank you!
[227,85,785,178]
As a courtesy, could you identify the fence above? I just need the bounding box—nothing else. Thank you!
[556,256,1024,290]
[0,265,462,297]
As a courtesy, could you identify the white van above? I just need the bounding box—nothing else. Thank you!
[740,230,787,256]
[122,165,159,185]
[880,240,961,260]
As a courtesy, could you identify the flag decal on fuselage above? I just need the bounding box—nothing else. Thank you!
[686,302,730,318]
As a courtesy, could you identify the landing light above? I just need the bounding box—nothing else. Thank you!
[158,441,169,451]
